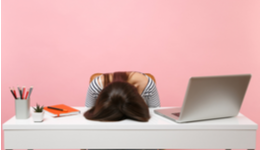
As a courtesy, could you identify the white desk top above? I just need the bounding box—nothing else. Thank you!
[3,107,258,130]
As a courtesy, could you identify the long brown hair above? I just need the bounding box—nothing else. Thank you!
[84,72,150,122]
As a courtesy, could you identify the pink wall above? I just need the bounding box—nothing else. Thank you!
[1,0,260,150]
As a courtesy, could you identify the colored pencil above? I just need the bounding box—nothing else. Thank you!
[27,86,33,100]
[13,87,17,99]
[17,86,23,99]
[25,91,29,99]
[22,86,26,99]
[9,87,17,99]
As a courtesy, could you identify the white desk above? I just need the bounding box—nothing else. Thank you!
[3,107,258,150]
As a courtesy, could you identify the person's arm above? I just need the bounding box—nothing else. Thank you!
[141,77,161,107]
[146,82,161,107]
[85,77,102,107]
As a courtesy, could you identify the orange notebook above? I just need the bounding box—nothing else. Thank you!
[44,104,81,117]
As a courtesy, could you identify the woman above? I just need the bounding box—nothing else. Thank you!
[84,71,160,122]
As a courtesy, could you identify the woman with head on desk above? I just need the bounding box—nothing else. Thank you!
[84,71,160,122]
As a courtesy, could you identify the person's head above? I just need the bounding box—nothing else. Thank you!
[84,72,150,122]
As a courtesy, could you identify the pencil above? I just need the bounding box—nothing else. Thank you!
[22,86,26,100]
[13,87,17,99]
[27,86,33,100]
[25,91,29,99]
[17,86,23,99]
[9,87,17,99]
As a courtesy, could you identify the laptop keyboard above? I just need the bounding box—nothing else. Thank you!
[172,113,180,117]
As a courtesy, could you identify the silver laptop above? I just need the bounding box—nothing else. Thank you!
[154,74,251,123]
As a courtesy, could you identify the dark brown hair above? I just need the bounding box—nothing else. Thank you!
[84,72,150,122]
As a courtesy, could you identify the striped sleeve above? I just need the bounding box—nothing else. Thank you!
[85,76,102,107]
[141,76,161,108]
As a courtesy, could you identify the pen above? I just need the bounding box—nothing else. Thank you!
[47,106,67,112]
[9,87,17,99]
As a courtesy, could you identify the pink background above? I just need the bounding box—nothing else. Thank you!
[1,0,260,150]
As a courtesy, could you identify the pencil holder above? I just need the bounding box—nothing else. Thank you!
[15,99,30,119]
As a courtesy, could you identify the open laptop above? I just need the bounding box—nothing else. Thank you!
[154,74,251,123]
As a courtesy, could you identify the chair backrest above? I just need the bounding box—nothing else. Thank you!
[89,73,156,84]
[144,73,156,83]
[89,73,102,83]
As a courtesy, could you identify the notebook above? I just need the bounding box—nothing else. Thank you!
[44,104,81,117]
